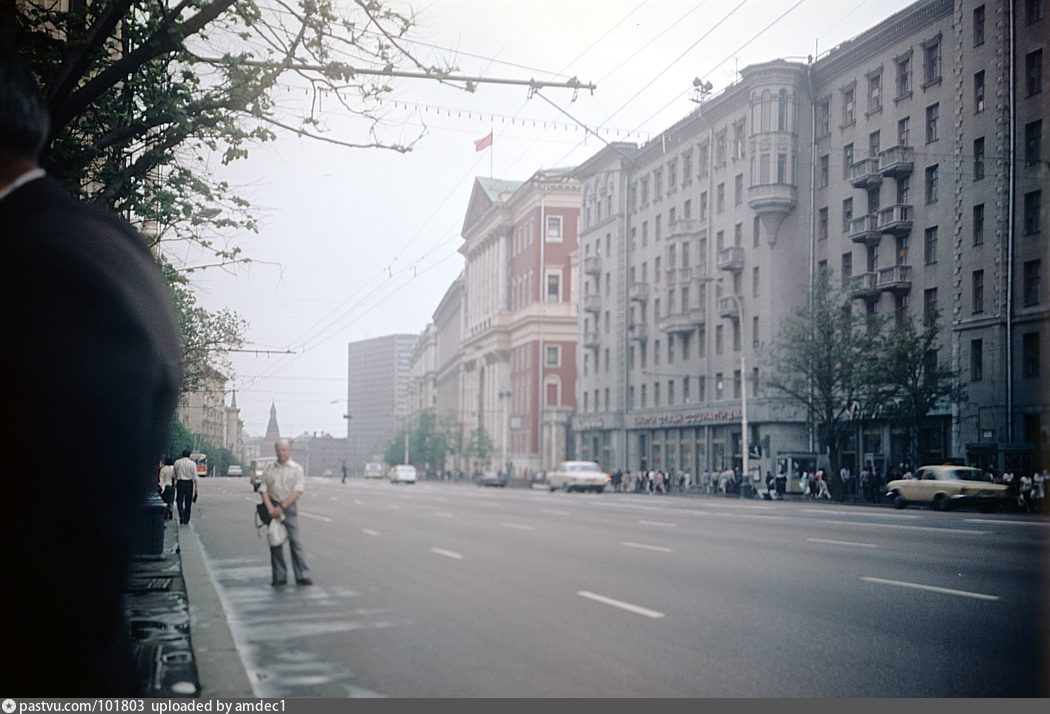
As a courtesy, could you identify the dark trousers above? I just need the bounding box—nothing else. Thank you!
[175,480,194,523]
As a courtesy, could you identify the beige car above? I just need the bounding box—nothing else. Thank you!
[547,461,611,493]
[885,465,1008,512]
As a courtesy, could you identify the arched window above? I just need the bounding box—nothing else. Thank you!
[761,90,771,131]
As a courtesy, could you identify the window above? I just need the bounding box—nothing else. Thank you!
[898,116,910,145]
[752,317,760,349]
[1024,260,1041,306]
[867,71,882,113]
[734,174,743,205]
[818,154,829,188]
[973,137,985,180]
[1022,332,1040,377]
[640,176,649,204]
[1027,50,1043,95]
[717,183,725,213]
[1028,0,1045,24]
[715,373,724,400]
[668,159,677,192]
[683,377,690,403]
[715,325,723,355]
[926,103,939,143]
[869,130,881,158]
[732,370,741,399]
[733,120,745,160]
[628,385,635,409]
[546,345,561,367]
[734,222,743,247]
[699,191,708,221]
[753,216,760,248]
[653,167,663,197]
[1026,120,1042,166]
[923,36,941,85]
[842,198,854,232]
[715,130,727,166]
[842,84,856,126]
[896,54,912,98]
[752,266,760,297]
[698,141,710,177]
[924,288,938,327]
[641,384,647,408]
[971,339,984,382]
[546,215,563,242]
[546,272,561,302]
[653,382,660,408]
[843,143,854,178]
[897,174,911,204]
[972,269,984,313]
[973,204,985,245]
[668,380,675,406]
[819,207,829,241]
[1025,190,1042,233]
[974,5,985,46]
[974,71,985,113]
[776,153,788,183]
[925,164,939,204]
[733,319,741,352]
[682,150,693,185]
[815,98,830,137]
[841,252,853,282]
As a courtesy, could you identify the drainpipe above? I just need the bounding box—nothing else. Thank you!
[538,180,547,471]
[1005,0,1015,444]
[806,62,818,453]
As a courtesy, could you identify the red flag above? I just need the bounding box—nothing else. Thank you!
[474,131,493,151]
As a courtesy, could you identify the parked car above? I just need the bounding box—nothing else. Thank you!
[885,465,1008,512]
[364,462,385,479]
[475,471,507,488]
[388,464,417,484]
[546,461,610,493]
[226,465,243,477]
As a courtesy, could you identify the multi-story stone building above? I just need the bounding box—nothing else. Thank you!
[176,366,240,453]
[459,170,580,476]
[575,0,1048,478]
[347,334,416,470]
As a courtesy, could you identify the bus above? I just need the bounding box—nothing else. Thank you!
[190,451,209,477]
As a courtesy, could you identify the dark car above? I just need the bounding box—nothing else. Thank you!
[475,471,508,487]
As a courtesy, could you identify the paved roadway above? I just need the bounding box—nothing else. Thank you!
[190,477,1049,697]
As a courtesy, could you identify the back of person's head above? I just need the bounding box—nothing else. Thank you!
[0,50,50,161]
[164,456,175,466]
[181,448,192,458]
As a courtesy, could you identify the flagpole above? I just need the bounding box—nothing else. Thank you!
[489,126,493,179]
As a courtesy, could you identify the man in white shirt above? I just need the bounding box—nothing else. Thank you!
[260,438,313,586]
[173,448,200,524]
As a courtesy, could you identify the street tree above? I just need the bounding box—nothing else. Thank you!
[464,425,493,471]
[871,310,966,468]
[763,271,884,490]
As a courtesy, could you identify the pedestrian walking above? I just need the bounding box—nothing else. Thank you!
[840,466,854,502]
[173,448,199,524]
[158,457,175,520]
[816,468,832,500]
[1,49,182,696]
[260,438,313,587]
[341,461,348,484]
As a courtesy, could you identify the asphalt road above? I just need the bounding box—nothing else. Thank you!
[190,477,1050,697]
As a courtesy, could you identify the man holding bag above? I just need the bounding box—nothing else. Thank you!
[260,438,313,587]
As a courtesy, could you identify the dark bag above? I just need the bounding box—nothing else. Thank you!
[255,502,272,526]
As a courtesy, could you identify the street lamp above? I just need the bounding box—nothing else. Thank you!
[723,287,750,491]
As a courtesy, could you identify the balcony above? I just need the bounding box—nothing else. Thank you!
[747,183,798,216]
[582,293,602,314]
[583,330,601,350]
[628,322,649,341]
[877,204,913,236]
[668,217,702,237]
[629,282,650,303]
[877,264,912,293]
[848,214,881,246]
[847,272,880,301]
[692,263,710,282]
[849,157,883,188]
[716,295,741,319]
[878,145,914,177]
[717,246,744,272]
[583,255,601,275]
[658,307,704,335]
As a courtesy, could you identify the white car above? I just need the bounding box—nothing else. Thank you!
[547,461,610,493]
[389,464,417,484]
[364,462,385,479]
[226,465,243,477]
[885,465,1008,511]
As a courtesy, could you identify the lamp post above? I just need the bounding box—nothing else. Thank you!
[724,289,749,491]
[498,389,512,476]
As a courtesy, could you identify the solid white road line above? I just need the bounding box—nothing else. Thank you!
[964,518,1050,527]
[362,528,379,537]
[501,522,535,531]
[638,519,678,528]
[298,511,332,523]
[621,541,674,553]
[577,591,665,619]
[542,509,572,517]
[803,509,918,519]
[430,547,463,560]
[822,520,989,535]
[243,497,258,503]
[807,537,878,549]
[432,511,454,518]
[861,576,999,601]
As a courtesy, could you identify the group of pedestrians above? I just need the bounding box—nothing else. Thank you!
[610,469,690,494]
[997,469,1047,512]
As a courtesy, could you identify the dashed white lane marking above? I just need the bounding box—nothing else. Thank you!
[964,518,1050,527]
[542,509,572,517]
[621,542,673,553]
[577,591,665,619]
[298,511,332,523]
[861,576,999,601]
[501,522,535,531]
[803,509,918,519]
[244,497,258,503]
[638,519,678,528]
[430,547,463,560]
[432,511,454,518]
[353,499,366,505]
[822,520,989,535]
[362,528,379,537]
[807,537,878,549]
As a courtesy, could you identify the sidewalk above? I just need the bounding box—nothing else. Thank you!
[124,516,254,698]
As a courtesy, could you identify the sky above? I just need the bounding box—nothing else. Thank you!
[182,0,917,438]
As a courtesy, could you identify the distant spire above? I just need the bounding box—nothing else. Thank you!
[264,401,281,442]
[230,389,238,409]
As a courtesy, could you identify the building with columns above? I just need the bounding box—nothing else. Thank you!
[459,170,581,476]
[574,0,1048,478]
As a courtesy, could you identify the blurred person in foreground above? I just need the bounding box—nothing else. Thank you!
[0,49,182,695]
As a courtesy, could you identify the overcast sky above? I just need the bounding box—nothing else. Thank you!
[183,0,916,438]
